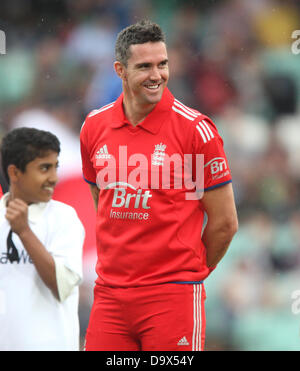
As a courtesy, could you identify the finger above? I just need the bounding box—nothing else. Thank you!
[5,206,26,219]
[8,198,27,208]
[13,198,27,205]
[5,210,20,222]
[7,201,28,213]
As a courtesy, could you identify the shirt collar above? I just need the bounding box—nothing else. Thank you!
[0,193,48,224]
[110,87,174,134]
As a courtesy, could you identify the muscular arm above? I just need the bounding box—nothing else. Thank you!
[5,199,59,300]
[89,184,100,211]
[200,183,238,268]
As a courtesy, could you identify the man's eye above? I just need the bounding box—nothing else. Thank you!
[159,61,168,68]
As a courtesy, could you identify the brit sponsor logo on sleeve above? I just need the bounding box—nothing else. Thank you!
[205,157,229,180]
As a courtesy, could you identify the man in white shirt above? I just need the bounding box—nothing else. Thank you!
[0,127,85,351]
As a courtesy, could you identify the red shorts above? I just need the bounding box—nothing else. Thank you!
[84,282,206,351]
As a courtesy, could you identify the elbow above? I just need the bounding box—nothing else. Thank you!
[224,216,239,240]
[216,215,238,242]
[230,216,239,236]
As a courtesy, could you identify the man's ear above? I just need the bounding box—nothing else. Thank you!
[114,61,127,80]
[7,164,21,183]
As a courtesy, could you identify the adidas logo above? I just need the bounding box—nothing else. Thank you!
[177,336,189,346]
[96,144,111,159]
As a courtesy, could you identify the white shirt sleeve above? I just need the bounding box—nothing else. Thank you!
[46,202,85,301]
[54,258,81,302]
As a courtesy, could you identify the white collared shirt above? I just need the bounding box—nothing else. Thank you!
[0,194,85,351]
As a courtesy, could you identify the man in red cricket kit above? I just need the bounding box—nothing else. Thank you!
[80,20,238,351]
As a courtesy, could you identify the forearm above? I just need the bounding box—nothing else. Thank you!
[202,222,236,268]
[18,227,59,300]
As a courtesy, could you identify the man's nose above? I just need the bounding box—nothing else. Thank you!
[149,66,161,80]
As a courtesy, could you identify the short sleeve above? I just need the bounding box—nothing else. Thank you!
[80,120,97,185]
[192,116,232,191]
[47,204,85,279]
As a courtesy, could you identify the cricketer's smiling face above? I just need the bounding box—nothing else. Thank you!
[117,41,169,107]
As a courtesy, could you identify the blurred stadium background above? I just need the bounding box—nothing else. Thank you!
[1,0,300,351]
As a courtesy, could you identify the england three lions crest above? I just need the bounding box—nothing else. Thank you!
[152,143,167,166]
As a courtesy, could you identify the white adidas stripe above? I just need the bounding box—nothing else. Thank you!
[173,100,199,118]
[196,120,214,143]
[98,101,115,111]
[172,106,195,121]
[172,100,214,145]
[174,99,200,116]
[196,284,200,351]
[198,121,211,141]
[82,103,114,131]
[88,102,115,118]
[192,284,203,351]
[196,125,207,143]
[201,120,214,139]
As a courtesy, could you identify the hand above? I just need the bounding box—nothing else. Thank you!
[5,198,30,236]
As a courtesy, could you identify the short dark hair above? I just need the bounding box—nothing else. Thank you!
[1,127,60,183]
[115,20,166,66]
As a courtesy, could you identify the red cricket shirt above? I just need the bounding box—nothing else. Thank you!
[80,88,232,287]
[0,185,3,199]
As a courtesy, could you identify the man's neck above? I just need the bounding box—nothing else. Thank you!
[123,97,156,126]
